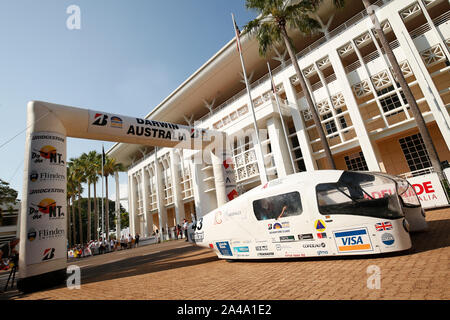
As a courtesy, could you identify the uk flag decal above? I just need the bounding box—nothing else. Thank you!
[375,222,393,231]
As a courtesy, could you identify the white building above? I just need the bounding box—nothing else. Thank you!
[108,0,450,237]
[0,201,20,244]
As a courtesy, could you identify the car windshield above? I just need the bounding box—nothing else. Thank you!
[370,172,421,208]
[316,171,404,219]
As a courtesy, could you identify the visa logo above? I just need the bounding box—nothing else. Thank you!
[341,236,364,246]
[333,228,373,253]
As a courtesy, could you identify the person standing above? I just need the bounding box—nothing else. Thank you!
[183,219,189,242]
[135,234,140,248]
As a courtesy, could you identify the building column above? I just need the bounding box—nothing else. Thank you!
[114,171,121,240]
[329,49,383,171]
[282,77,317,171]
[388,12,450,149]
[170,149,185,225]
[140,167,149,237]
[145,166,154,234]
[128,174,137,236]
[154,150,167,242]
[266,116,294,177]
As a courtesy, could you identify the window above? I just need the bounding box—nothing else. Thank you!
[316,171,403,219]
[399,133,431,172]
[253,191,302,221]
[380,93,402,113]
[344,152,369,171]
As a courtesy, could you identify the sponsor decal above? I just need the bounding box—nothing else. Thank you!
[27,228,37,241]
[317,250,328,256]
[29,198,65,220]
[314,219,326,232]
[303,242,326,248]
[255,245,268,251]
[193,231,204,243]
[32,135,65,143]
[375,221,393,231]
[32,145,64,165]
[317,232,327,239]
[42,248,56,261]
[29,188,65,195]
[110,116,123,128]
[333,228,373,253]
[233,246,249,253]
[257,252,274,256]
[268,222,290,234]
[285,253,305,257]
[92,113,108,126]
[381,233,395,246]
[29,171,65,183]
[279,235,296,242]
[298,233,314,241]
[216,241,233,256]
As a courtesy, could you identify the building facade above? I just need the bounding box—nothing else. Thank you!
[109,0,450,238]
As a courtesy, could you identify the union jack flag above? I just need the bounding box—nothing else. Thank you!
[375,222,393,231]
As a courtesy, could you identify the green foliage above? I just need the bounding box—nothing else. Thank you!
[0,178,18,206]
[244,0,321,56]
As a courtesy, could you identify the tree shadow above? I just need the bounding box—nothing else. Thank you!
[78,245,217,285]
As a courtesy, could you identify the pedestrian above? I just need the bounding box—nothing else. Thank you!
[99,237,105,254]
[128,234,133,249]
[0,238,19,270]
[110,238,115,252]
[183,219,189,242]
[135,234,140,247]
[156,229,160,243]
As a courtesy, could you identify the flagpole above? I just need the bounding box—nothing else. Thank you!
[267,62,297,173]
[232,13,268,184]
[101,144,105,241]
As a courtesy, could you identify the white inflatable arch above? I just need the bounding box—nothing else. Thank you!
[18,100,237,292]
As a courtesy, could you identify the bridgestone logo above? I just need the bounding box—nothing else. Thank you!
[32,135,65,142]
[30,188,65,194]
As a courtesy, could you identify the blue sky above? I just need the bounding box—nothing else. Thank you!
[0,0,256,203]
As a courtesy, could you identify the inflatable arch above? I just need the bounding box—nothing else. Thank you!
[18,100,237,292]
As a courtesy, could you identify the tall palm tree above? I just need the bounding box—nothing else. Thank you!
[79,151,101,241]
[362,0,444,180]
[69,157,86,244]
[244,0,343,169]
[102,156,126,241]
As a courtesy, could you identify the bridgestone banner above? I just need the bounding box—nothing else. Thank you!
[25,132,67,265]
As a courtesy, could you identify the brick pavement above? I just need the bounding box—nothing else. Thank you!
[6,207,450,300]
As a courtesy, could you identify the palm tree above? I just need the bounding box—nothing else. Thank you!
[362,0,444,180]
[101,156,127,241]
[244,0,343,169]
[79,151,100,241]
[69,157,86,244]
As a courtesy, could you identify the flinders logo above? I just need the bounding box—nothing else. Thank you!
[29,170,65,183]
[31,145,64,165]
[27,228,37,241]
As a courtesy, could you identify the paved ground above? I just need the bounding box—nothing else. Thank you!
[2,208,449,300]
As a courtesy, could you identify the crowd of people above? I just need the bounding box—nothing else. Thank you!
[151,219,191,242]
[68,234,140,259]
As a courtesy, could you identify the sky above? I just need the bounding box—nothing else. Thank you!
[0,0,257,208]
